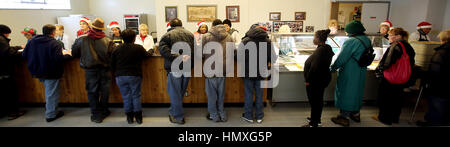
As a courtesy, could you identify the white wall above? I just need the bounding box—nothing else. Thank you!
[0,0,90,46]
[442,0,450,30]
[88,0,157,38]
[155,0,330,40]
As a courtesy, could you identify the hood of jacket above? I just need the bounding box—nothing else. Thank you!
[209,25,229,41]
[32,35,55,44]
[245,28,269,40]
[88,29,106,40]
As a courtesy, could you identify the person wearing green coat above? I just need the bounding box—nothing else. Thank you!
[330,20,371,127]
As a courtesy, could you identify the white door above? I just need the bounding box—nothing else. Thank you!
[361,3,390,33]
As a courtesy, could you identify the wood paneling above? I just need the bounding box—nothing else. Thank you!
[15,57,266,103]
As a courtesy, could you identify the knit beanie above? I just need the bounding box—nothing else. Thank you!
[345,20,366,35]
[0,24,12,34]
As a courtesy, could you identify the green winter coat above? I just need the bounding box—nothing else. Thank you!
[330,35,370,111]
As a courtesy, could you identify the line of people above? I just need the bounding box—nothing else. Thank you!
[1,18,449,127]
[302,20,450,127]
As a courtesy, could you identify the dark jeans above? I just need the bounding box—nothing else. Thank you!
[306,84,326,125]
[377,79,404,124]
[0,76,19,116]
[116,76,142,113]
[243,79,264,120]
[85,69,111,118]
[425,95,450,126]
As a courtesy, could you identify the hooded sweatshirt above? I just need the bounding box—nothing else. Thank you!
[22,35,69,79]
[240,28,274,80]
[202,25,235,77]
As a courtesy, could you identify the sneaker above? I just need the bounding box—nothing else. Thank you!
[331,116,350,127]
[91,115,103,123]
[350,114,361,123]
[220,117,228,122]
[307,117,322,126]
[206,114,220,122]
[46,111,64,122]
[256,119,263,124]
[169,115,185,125]
[206,114,213,121]
[241,114,254,123]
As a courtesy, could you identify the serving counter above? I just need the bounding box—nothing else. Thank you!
[271,33,387,102]
[14,53,266,104]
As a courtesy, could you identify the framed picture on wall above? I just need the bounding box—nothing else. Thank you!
[305,26,314,33]
[187,5,217,22]
[272,21,303,33]
[227,6,240,22]
[295,12,306,21]
[269,12,281,21]
[226,6,240,22]
[165,6,178,22]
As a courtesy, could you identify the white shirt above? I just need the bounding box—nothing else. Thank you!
[409,31,431,42]
[57,33,72,51]
[135,34,155,51]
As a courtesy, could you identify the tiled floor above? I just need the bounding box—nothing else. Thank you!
[0,103,425,127]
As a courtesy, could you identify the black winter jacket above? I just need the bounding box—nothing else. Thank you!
[240,28,274,80]
[111,43,151,77]
[304,44,335,86]
[72,36,114,69]
[426,42,450,98]
[376,40,416,82]
[0,35,21,77]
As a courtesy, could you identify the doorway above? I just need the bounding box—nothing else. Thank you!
[330,1,390,33]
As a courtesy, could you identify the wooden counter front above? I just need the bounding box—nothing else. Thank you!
[14,57,266,104]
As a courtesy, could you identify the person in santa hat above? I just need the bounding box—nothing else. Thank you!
[410,21,432,41]
[21,27,37,42]
[134,24,155,52]
[379,20,393,39]
[107,21,123,46]
[193,21,208,46]
[77,17,91,37]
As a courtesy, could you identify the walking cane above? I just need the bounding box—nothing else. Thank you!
[409,85,425,124]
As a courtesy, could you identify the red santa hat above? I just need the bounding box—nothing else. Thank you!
[256,26,268,31]
[167,22,171,30]
[196,21,207,30]
[417,21,432,29]
[80,17,91,24]
[380,20,393,28]
[107,21,120,29]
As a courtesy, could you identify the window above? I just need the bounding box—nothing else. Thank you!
[0,0,71,10]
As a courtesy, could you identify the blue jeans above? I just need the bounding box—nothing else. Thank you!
[425,95,450,125]
[167,72,190,121]
[116,76,143,113]
[205,77,226,121]
[243,79,264,120]
[39,79,60,118]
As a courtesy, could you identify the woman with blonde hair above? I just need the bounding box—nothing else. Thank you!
[374,27,416,125]
[328,19,339,34]
[417,30,450,126]
[135,24,155,51]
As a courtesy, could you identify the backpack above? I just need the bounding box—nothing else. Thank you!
[353,37,375,67]
[383,42,412,84]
